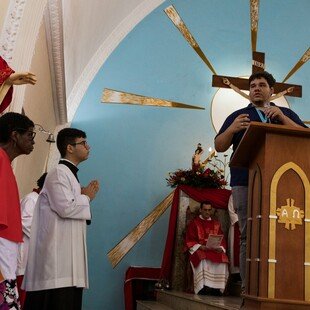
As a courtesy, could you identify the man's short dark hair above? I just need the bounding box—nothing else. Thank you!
[0,112,34,143]
[200,201,212,209]
[249,71,276,88]
[37,172,47,189]
[57,128,86,158]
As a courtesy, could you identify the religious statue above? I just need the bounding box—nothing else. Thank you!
[192,143,204,170]
[0,56,37,114]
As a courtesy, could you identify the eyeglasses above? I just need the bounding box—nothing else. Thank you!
[14,128,36,140]
[70,140,89,148]
[28,131,36,140]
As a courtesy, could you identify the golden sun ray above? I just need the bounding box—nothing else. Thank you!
[282,47,310,83]
[102,88,204,110]
[164,5,217,75]
[107,191,174,268]
[250,0,260,53]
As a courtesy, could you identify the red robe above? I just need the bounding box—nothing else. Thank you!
[0,148,23,242]
[185,216,229,268]
[0,56,14,113]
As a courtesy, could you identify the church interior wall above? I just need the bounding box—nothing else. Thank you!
[14,21,56,197]
[0,0,10,33]
[70,1,310,309]
[0,0,309,309]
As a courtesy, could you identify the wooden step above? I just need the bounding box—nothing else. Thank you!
[137,300,173,310]
[156,290,242,310]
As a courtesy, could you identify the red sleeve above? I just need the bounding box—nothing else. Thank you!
[0,154,9,230]
[0,56,14,113]
[215,221,227,250]
[184,219,200,250]
[0,56,14,85]
[0,150,22,242]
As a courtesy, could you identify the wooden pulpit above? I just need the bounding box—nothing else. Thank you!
[230,122,310,309]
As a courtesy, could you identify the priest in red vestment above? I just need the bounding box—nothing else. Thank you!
[0,56,36,113]
[184,202,229,295]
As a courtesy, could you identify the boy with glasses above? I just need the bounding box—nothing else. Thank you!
[23,128,99,310]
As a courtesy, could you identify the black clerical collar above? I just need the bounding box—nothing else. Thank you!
[59,159,79,182]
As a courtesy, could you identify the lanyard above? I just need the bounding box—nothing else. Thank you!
[255,108,269,123]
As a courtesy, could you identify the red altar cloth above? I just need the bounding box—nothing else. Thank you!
[124,266,161,310]
[160,185,231,281]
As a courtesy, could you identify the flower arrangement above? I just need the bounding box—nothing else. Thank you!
[166,144,227,189]
[166,166,227,189]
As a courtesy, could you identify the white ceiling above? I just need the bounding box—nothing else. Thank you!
[0,0,165,123]
[63,0,144,95]
[61,0,165,121]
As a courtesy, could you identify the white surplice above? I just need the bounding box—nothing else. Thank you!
[190,259,229,294]
[17,191,39,276]
[22,164,91,291]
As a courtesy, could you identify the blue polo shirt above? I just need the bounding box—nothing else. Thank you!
[216,103,307,187]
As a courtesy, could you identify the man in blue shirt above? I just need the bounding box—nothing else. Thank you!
[214,71,306,293]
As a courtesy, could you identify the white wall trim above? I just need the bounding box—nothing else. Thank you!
[66,0,165,122]
[0,0,27,63]
[44,0,67,124]
[2,0,48,113]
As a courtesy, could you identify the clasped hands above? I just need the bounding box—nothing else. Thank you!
[81,180,100,201]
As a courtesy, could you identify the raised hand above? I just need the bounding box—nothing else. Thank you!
[7,72,37,86]
[229,113,250,133]
[264,106,285,122]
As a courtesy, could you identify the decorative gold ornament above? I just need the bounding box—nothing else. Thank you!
[282,47,310,83]
[164,5,217,75]
[250,0,259,31]
[102,88,204,110]
[107,191,174,268]
[276,198,304,230]
[164,5,198,48]
[250,0,259,52]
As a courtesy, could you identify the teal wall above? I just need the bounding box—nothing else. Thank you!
[72,1,310,309]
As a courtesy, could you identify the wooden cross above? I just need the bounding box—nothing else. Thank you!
[212,51,302,98]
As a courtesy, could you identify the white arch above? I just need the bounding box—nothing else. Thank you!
[66,0,165,122]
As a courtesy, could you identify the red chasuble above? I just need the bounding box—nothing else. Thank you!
[185,217,229,268]
[0,148,23,242]
[0,56,14,113]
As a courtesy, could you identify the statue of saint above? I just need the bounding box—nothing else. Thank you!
[0,56,36,114]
